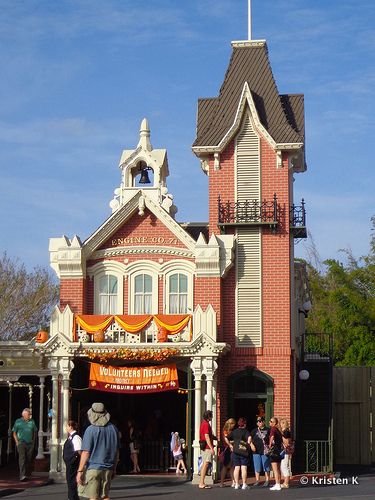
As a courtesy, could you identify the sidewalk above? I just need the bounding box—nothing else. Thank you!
[0,460,52,498]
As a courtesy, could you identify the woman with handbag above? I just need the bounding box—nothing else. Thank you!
[127,419,141,473]
[268,417,283,490]
[224,417,251,490]
[280,419,293,489]
[219,418,236,487]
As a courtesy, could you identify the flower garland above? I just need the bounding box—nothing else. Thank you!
[85,347,180,363]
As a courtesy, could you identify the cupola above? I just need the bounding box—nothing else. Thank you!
[109,119,177,217]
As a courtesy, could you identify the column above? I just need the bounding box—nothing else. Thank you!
[190,357,203,482]
[36,376,45,459]
[60,357,74,473]
[202,357,218,479]
[48,358,59,473]
[7,382,13,461]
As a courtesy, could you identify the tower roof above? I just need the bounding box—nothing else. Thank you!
[192,41,304,151]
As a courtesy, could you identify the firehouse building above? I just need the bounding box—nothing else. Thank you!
[0,36,310,481]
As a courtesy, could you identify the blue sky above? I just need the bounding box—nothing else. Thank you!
[1,0,375,271]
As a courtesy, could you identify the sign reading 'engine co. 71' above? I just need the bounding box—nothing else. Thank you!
[111,236,179,246]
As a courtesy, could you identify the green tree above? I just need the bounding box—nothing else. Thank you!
[303,221,375,366]
[0,252,59,340]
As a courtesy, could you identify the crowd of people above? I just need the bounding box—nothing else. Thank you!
[199,412,293,491]
[12,405,293,497]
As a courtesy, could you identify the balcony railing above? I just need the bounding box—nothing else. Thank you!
[76,321,191,344]
[218,196,307,238]
[218,195,278,233]
[290,199,307,238]
[50,304,218,346]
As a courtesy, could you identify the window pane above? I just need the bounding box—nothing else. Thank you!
[144,275,152,293]
[179,275,188,293]
[100,276,108,294]
[135,275,143,293]
[109,276,118,294]
[135,295,143,314]
[169,295,178,314]
[170,274,178,293]
[144,294,152,314]
[100,295,109,315]
[109,295,117,315]
[179,294,187,314]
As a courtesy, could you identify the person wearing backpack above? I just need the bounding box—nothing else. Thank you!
[224,417,251,490]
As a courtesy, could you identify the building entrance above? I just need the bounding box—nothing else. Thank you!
[227,367,274,427]
[71,359,189,472]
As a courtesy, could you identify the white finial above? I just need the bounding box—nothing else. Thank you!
[248,0,252,40]
[138,118,152,151]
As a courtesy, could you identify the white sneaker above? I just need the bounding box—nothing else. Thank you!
[234,484,240,490]
[270,484,281,490]
[242,484,249,490]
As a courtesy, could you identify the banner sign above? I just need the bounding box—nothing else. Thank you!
[89,362,179,394]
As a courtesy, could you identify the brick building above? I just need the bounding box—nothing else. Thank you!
[0,34,310,482]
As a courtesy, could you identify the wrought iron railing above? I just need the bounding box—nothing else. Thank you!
[305,440,333,473]
[218,196,307,237]
[218,195,278,232]
[303,332,333,362]
[290,199,307,238]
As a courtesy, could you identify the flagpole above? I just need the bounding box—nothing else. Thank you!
[248,0,252,40]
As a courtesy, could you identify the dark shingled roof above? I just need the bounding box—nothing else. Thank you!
[180,222,209,242]
[193,42,305,149]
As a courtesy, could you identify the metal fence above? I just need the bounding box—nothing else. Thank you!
[305,440,333,473]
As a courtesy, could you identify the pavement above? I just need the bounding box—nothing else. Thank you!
[0,461,374,499]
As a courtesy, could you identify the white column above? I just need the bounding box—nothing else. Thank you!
[202,357,218,479]
[49,358,59,473]
[36,376,45,459]
[7,382,13,461]
[190,357,203,483]
[60,358,74,473]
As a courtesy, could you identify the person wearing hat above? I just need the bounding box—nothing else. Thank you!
[76,403,120,500]
[249,416,271,487]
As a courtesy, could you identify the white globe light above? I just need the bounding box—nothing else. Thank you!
[299,370,310,380]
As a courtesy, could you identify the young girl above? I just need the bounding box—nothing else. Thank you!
[220,418,236,487]
[171,432,187,473]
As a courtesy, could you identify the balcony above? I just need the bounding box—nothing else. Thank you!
[49,305,219,349]
[218,196,307,238]
[218,195,278,234]
[290,199,307,238]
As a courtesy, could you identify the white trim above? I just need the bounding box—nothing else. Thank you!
[126,261,159,314]
[163,267,194,315]
[88,261,126,315]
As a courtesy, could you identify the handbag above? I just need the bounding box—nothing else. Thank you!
[233,431,250,458]
[257,428,270,456]
[284,441,295,454]
[269,445,281,461]
[133,437,142,450]
[219,446,227,463]
[199,439,207,451]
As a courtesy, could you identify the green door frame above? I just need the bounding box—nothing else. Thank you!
[227,366,274,423]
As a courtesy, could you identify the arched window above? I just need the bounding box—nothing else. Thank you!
[169,273,188,314]
[99,275,118,314]
[134,274,153,314]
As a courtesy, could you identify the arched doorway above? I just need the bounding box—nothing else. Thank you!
[227,367,273,430]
